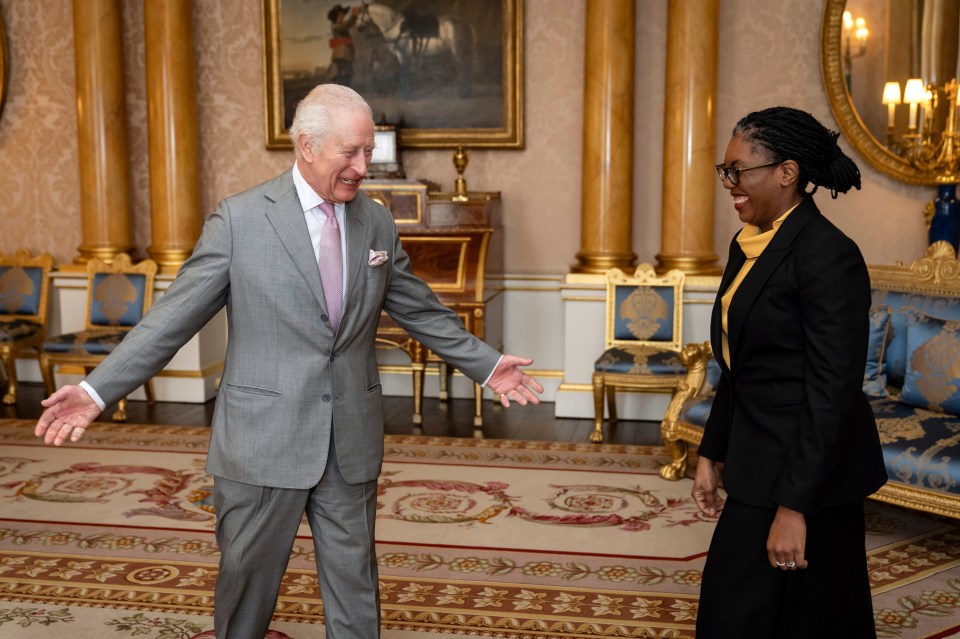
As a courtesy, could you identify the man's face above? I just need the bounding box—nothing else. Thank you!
[298,108,375,203]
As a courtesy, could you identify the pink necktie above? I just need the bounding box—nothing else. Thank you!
[317,201,343,333]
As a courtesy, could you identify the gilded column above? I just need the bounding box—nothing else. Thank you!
[73,0,135,264]
[144,0,202,273]
[657,0,721,274]
[572,0,636,274]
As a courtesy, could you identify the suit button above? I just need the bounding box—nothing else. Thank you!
[322,394,331,402]
[330,356,335,362]
[321,314,329,322]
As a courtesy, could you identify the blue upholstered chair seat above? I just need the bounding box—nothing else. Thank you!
[594,345,686,376]
[42,330,127,356]
[0,319,43,343]
[872,397,960,497]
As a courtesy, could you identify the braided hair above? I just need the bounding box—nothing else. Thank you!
[732,107,861,199]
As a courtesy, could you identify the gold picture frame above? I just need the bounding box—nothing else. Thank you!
[262,0,523,150]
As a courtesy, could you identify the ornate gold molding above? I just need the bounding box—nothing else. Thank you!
[868,241,960,290]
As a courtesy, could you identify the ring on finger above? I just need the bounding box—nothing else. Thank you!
[786,561,796,568]
[775,561,785,567]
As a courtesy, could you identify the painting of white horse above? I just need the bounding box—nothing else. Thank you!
[356,3,475,99]
[265,0,522,148]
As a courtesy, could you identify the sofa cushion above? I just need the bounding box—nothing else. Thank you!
[870,290,960,387]
[872,397,960,497]
[678,358,722,427]
[863,305,892,398]
[899,307,960,416]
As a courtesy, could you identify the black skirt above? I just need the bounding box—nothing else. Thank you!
[696,498,876,638]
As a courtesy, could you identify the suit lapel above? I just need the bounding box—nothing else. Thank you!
[712,241,745,375]
[342,195,371,328]
[263,175,328,312]
[725,197,819,365]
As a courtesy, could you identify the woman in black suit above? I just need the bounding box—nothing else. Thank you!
[692,107,888,638]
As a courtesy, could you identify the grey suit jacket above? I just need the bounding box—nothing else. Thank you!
[85,171,502,488]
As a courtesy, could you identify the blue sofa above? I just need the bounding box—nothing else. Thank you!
[658,241,960,519]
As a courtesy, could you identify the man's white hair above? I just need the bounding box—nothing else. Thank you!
[289,84,373,159]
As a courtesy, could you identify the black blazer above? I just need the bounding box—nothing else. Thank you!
[698,197,887,514]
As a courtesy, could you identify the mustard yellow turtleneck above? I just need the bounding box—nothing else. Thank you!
[720,204,799,367]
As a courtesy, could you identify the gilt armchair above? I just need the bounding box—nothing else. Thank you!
[0,249,54,405]
[591,264,687,443]
[39,254,157,421]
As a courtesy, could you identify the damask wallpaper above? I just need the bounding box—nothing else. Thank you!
[0,0,933,272]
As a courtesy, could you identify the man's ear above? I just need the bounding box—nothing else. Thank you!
[779,159,799,187]
[297,134,315,162]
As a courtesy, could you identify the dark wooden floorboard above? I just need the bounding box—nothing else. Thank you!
[5,382,662,445]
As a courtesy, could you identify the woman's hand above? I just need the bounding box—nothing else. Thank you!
[767,505,809,570]
[692,455,724,517]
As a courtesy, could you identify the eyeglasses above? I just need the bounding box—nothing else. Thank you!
[715,160,781,186]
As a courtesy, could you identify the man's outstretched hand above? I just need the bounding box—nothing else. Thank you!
[35,385,102,446]
[486,354,544,407]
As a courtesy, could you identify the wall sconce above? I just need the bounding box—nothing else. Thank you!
[903,78,926,131]
[897,78,960,183]
[882,81,902,149]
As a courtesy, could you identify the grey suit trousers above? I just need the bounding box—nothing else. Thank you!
[213,434,380,639]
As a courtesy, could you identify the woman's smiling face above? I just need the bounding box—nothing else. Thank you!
[720,134,797,232]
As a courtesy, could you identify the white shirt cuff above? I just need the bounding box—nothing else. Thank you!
[79,380,106,411]
[481,355,504,388]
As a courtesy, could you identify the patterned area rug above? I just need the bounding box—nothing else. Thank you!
[0,418,958,638]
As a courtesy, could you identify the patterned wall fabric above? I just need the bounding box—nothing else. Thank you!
[899,308,960,416]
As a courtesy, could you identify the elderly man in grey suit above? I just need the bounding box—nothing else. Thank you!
[35,84,543,639]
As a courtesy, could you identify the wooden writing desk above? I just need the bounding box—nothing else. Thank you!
[360,180,503,432]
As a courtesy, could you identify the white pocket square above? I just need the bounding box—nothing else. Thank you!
[368,250,388,266]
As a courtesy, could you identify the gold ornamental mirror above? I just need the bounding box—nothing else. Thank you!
[821,0,960,185]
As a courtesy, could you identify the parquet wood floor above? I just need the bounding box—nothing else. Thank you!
[5,382,662,445]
